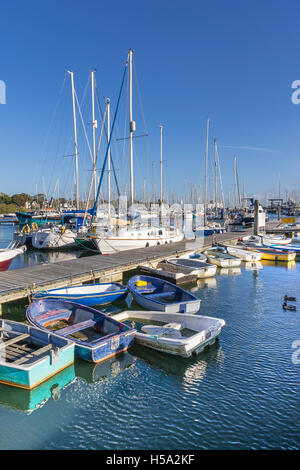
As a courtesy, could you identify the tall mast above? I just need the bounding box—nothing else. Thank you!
[160,124,163,205]
[233,155,237,208]
[107,98,111,219]
[128,48,135,205]
[214,138,217,212]
[68,70,79,210]
[91,70,97,201]
[233,155,240,208]
[204,117,210,225]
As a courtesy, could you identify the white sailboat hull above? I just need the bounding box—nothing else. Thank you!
[92,230,184,255]
[32,229,77,250]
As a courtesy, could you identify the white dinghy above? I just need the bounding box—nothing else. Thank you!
[204,247,241,268]
[111,310,225,358]
[166,257,216,278]
[222,245,262,262]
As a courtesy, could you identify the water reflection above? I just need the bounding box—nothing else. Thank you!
[0,365,75,413]
[243,261,263,271]
[190,278,217,290]
[261,260,296,270]
[217,267,241,276]
[131,341,223,383]
[75,353,136,384]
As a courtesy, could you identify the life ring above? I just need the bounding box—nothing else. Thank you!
[22,224,30,234]
[31,222,38,231]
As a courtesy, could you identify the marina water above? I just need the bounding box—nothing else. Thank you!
[0,224,299,449]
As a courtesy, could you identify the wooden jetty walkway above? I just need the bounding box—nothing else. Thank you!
[0,222,278,312]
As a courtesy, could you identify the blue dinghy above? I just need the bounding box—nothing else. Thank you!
[32,282,128,306]
[26,299,135,363]
[0,319,74,389]
[128,275,201,313]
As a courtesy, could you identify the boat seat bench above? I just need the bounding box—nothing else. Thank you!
[13,343,53,365]
[57,319,97,336]
[0,333,30,350]
[146,291,175,300]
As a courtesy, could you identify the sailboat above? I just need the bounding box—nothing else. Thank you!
[31,71,84,250]
[81,49,183,254]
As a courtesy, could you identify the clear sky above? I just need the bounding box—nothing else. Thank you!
[1,0,300,204]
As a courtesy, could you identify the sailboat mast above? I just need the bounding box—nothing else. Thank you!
[233,155,237,208]
[204,117,210,225]
[128,48,135,205]
[160,124,163,205]
[107,98,111,218]
[68,70,79,210]
[214,138,217,212]
[91,70,97,201]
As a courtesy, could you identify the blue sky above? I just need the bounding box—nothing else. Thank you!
[1,0,300,204]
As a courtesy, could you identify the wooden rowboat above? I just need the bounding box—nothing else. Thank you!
[204,247,241,267]
[246,246,296,262]
[128,275,201,313]
[26,299,135,363]
[166,258,217,278]
[32,282,128,306]
[0,319,75,389]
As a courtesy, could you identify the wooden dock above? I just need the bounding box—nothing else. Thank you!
[0,230,245,311]
[0,222,280,312]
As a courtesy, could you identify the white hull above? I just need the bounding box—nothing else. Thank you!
[206,255,240,267]
[32,229,77,250]
[0,246,25,264]
[226,246,262,261]
[166,257,216,278]
[92,228,184,254]
[111,311,225,358]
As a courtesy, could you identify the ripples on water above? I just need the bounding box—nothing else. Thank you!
[0,226,299,449]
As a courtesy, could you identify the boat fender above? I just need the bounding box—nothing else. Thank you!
[31,222,38,231]
[50,384,61,401]
[50,347,60,364]
[22,224,30,234]
[61,225,66,234]
[135,280,147,287]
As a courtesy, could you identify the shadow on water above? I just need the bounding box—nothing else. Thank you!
[75,352,136,384]
[130,340,223,381]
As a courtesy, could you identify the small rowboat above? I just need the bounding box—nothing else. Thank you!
[0,319,75,389]
[267,244,300,257]
[166,257,216,278]
[111,310,225,358]
[262,234,292,246]
[242,234,292,246]
[0,243,26,271]
[222,245,262,262]
[179,252,207,262]
[128,275,201,313]
[246,246,296,262]
[204,247,241,267]
[32,282,128,306]
[26,299,135,363]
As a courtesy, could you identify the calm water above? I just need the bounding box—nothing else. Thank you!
[0,225,299,449]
